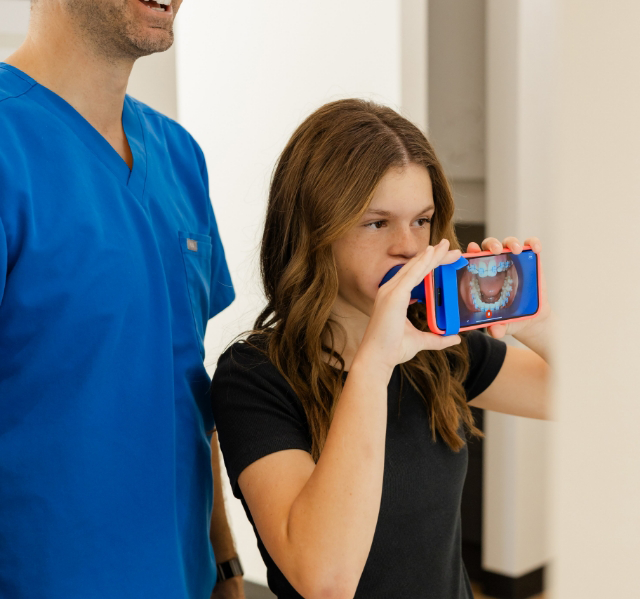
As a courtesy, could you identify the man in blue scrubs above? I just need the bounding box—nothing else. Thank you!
[0,1,244,598]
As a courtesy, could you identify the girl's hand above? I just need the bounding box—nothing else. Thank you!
[466,236,552,340]
[356,239,463,375]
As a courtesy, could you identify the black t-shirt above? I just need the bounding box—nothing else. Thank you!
[210,330,507,599]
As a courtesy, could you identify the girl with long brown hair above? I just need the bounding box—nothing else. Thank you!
[210,99,552,599]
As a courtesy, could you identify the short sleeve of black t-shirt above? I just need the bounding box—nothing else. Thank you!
[462,329,508,400]
[210,329,506,497]
[211,338,313,496]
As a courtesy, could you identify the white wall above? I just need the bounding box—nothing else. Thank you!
[487,1,640,595]
[175,1,405,584]
[0,0,30,59]
[401,0,428,134]
[547,1,640,596]
[128,45,177,121]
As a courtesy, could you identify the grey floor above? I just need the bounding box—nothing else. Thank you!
[244,579,546,599]
[244,580,277,599]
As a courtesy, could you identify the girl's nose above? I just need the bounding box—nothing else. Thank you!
[388,228,419,258]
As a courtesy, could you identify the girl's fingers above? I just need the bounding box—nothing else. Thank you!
[524,236,542,253]
[412,241,460,283]
[422,332,461,351]
[467,241,482,253]
[502,236,522,254]
[440,248,462,265]
[481,237,503,254]
[473,237,539,256]
[387,239,460,296]
[487,323,507,339]
[394,240,446,289]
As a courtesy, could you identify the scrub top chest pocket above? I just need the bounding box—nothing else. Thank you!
[179,230,212,343]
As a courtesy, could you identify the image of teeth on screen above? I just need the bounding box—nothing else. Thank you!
[457,250,539,327]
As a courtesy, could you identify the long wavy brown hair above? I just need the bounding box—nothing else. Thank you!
[241,98,480,460]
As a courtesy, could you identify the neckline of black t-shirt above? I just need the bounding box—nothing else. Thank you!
[241,336,400,381]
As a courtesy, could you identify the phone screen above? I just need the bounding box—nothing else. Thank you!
[435,249,539,330]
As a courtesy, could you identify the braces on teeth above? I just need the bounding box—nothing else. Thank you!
[467,260,512,278]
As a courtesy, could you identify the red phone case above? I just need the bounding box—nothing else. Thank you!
[424,246,541,335]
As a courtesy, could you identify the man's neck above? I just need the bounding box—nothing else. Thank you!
[6,17,135,155]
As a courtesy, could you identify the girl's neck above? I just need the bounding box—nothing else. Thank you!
[324,299,371,371]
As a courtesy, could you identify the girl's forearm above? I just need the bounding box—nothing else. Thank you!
[284,357,392,599]
[513,311,554,363]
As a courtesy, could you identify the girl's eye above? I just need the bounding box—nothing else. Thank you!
[364,220,387,229]
[364,218,432,230]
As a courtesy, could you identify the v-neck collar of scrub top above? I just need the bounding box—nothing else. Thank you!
[0,62,148,199]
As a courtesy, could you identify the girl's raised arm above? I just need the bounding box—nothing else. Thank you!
[467,236,552,420]
[237,240,461,599]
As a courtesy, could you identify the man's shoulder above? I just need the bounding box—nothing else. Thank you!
[0,64,36,109]
[127,94,181,128]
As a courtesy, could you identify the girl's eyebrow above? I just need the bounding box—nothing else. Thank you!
[364,205,435,217]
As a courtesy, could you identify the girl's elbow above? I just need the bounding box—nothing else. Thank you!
[303,580,358,599]
[294,564,360,599]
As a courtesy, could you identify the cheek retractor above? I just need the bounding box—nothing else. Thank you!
[379,264,426,302]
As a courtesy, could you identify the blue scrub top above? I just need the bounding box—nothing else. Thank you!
[0,63,235,599]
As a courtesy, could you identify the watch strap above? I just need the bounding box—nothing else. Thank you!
[216,557,244,582]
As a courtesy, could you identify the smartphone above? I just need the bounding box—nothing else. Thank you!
[425,246,541,335]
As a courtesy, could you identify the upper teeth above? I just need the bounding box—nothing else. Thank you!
[142,0,171,5]
[467,258,512,278]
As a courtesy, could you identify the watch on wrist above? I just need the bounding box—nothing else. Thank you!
[216,557,243,583]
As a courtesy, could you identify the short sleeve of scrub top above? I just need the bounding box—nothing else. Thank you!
[0,62,234,599]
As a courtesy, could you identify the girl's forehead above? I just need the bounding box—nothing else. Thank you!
[374,164,432,194]
[367,165,434,213]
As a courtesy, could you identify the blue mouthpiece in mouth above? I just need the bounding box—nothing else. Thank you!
[379,265,426,303]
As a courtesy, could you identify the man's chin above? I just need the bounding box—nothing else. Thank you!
[125,30,174,57]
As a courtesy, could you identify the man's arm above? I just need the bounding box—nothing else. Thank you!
[210,431,245,599]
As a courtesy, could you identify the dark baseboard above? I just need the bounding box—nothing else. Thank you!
[462,541,483,581]
[481,567,545,599]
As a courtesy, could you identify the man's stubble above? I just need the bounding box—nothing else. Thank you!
[63,0,174,62]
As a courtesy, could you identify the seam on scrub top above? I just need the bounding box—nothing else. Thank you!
[0,81,37,106]
[127,97,149,199]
